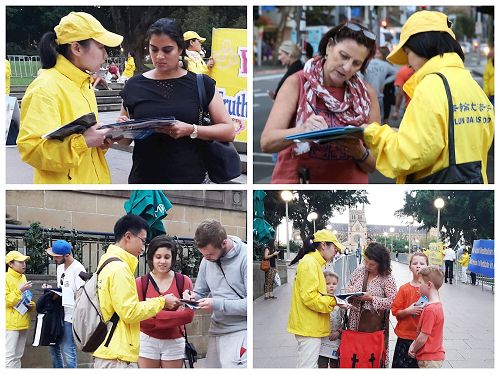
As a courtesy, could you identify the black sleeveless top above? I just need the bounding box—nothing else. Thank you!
[120,71,215,183]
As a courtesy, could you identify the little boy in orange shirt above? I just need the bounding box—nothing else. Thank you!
[408,265,445,368]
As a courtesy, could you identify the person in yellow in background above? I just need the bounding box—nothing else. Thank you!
[483,47,494,106]
[458,248,470,283]
[121,51,136,81]
[184,30,214,74]
[17,12,123,184]
[288,229,347,368]
[93,214,181,368]
[360,11,494,184]
[5,251,35,368]
[6,59,11,94]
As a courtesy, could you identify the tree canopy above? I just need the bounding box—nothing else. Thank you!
[6,6,246,66]
[396,190,493,247]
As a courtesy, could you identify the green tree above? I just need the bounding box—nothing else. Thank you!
[397,190,493,247]
[23,222,50,274]
[454,14,475,40]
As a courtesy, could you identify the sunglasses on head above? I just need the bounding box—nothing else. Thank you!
[343,23,377,41]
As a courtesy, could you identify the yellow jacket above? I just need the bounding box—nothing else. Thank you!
[459,252,470,267]
[122,56,136,78]
[483,59,494,97]
[93,244,165,363]
[18,55,111,184]
[5,268,33,331]
[6,59,11,94]
[365,53,494,183]
[287,250,336,337]
[185,50,210,75]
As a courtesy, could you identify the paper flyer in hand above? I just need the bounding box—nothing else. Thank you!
[285,126,363,143]
[42,112,177,141]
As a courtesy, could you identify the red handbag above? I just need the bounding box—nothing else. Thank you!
[338,329,386,368]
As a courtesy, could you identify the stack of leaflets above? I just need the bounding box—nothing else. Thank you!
[180,299,200,310]
[285,126,363,144]
[334,292,365,305]
[43,112,177,141]
[14,289,33,315]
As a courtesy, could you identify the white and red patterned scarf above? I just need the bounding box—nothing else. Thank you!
[294,55,371,155]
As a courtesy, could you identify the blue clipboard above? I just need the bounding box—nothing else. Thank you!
[285,126,363,142]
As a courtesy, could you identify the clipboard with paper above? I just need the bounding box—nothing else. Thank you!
[285,126,363,144]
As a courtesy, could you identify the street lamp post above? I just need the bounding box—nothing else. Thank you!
[281,190,293,261]
[434,198,445,244]
[390,227,395,251]
[407,216,414,256]
[383,231,388,248]
[308,212,318,232]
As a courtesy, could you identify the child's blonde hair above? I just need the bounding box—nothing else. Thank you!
[323,270,339,282]
[419,265,444,290]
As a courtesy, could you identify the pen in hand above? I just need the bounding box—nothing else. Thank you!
[306,99,319,115]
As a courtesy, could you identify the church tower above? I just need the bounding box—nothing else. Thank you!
[348,205,368,250]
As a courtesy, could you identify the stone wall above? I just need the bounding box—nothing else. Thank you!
[6,190,247,240]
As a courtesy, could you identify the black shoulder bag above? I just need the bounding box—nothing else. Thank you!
[406,72,483,184]
[196,74,242,183]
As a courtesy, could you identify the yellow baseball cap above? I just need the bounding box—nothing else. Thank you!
[6,251,30,263]
[54,12,123,47]
[312,229,346,252]
[183,31,206,42]
[387,10,456,65]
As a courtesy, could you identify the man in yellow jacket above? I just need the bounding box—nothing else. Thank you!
[5,251,34,368]
[17,11,122,184]
[362,11,494,183]
[121,51,136,80]
[459,249,470,283]
[288,229,345,368]
[184,30,214,75]
[93,214,181,368]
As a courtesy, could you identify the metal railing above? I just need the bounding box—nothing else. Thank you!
[6,224,197,277]
[7,55,127,78]
[325,254,358,293]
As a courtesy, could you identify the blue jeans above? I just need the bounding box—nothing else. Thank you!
[49,321,77,368]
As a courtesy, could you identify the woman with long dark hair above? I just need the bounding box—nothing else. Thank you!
[118,18,234,183]
[17,12,123,183]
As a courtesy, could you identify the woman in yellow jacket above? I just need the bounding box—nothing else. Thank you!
[483,48,494,105]
[17,12,123,184]
[5,251,34,368]
[121,51,136,80]
[459,249,470,283]
[287,229,346,368]
[361,11,494,184]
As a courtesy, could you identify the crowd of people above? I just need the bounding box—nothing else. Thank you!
[261,10,494,184]
[5,215,247,369]
[16,11,234,184]
[285,229,447,368]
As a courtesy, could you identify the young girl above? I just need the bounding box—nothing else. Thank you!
[318,271,343,368]
[391,252,429,368]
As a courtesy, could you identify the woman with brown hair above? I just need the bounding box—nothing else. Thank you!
[261,22,380,183]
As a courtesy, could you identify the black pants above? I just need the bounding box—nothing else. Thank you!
[471,272,477,285]
[392,338,418,368]
[445,260,454,283]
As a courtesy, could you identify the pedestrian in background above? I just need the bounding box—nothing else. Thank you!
[44,240,86,368]
[184,31,214,75]
[117,18,234,184]
[186,219,247,368]
[267,40,303,100]
[6,251,34,368]
[17,12,122,183]
[136,235,194,368]
[263,241,279,300]
[390,64,414,121]
[120,51,136,81]
[443,246,456,284]
[483,47,494,106]
[361,10,494,184]
[261,22,380,183]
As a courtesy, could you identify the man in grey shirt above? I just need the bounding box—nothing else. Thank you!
[187,219,247,368]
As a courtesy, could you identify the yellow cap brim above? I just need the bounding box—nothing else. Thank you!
[93,31,123,47]
[387,38,409,66]
[199,37,206,43]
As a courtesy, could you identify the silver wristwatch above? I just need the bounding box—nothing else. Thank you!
[189,124,198,139]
